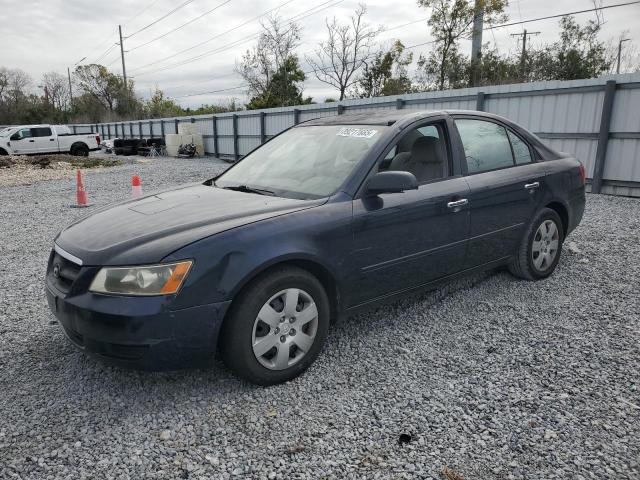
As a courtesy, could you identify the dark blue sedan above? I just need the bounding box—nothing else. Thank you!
[47,110,586,385]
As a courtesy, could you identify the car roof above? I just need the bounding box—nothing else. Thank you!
[299,109,505,127]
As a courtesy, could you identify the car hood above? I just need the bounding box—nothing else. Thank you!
[56,183,325,265]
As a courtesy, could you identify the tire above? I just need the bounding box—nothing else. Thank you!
[71,144,89,157]
[113,139,124,148]
[509,207,564,280]
[114,147,125,155]
[219,266,330,386]
[0,148,8,156]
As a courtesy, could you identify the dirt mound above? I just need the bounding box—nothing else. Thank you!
[0,154,122,186]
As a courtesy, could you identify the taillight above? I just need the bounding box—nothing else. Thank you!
[578,163,586,186]
[96,135,101,145]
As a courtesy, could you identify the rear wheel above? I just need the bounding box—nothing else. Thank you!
[71,144,89,157]
[219,266,330,386]
[509,208,564,280]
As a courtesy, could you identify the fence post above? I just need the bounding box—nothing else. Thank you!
[149,120,154,137]
[129,122,133,138]
[191,117,195,123]
[233,114,239,161]
[212,116,218,156]
[592,80,617,194]
[293,109,300,125]
[72,125,77,134]
[138,121,142,137]
[337,105,345,115]
[161,120,165,137]
[476,91,485,111]
[175,119,179,133]
[396,98,405,109]
[260,112,266,144]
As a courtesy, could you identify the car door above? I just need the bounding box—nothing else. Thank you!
[348,118,470,306]
[452,116,546,268]
[9,128,37,154]
[31,127,56,153]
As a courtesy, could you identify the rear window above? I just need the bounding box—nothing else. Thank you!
[456,119,514,173]
[31,127,52,137]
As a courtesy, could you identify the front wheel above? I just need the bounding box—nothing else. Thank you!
[509,208,564,280]
[219,266,330,386]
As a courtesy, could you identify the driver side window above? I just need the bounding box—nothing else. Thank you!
[14,128,32,140]
[378,123,449,184]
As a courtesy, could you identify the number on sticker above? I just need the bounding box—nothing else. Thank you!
[337,128,377,139]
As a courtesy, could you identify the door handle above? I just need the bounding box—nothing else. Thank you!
[447,199,468,208]
[524,182,540,190]
[28,139,35,143]
[49,138,55,141]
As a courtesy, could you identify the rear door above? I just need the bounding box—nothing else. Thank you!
[31,127,56,153]
[452,116,546,268]
[348,117,470,306]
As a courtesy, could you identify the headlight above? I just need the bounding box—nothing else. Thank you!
[89,261,193,296]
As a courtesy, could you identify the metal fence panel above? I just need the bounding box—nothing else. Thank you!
[63,72,640,196]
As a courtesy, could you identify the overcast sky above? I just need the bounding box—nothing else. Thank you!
[1,0,639,107]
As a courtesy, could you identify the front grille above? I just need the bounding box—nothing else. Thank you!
[48,251,82,294]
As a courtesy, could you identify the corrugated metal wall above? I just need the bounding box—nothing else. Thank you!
[69,72,640,197]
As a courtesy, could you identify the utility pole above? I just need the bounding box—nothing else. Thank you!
[469,0,484,87]
[67,67,73,104]
[67,56,85,110]
[118,25,129,113]
[617,38,630,74]
[511,29,540,82]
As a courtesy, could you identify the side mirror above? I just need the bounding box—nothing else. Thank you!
[364,171,418,195]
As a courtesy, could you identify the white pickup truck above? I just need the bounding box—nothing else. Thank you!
[0,125,100,156]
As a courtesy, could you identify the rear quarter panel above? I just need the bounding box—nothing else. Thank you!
[542,157,586,234]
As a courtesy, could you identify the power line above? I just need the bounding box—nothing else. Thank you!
[128,0,233,52]
[404,0,640,50]
[124,0,164,26]
[129,0,300,73]
[125,0,197,39]
[92,42,118,64]
[132,0,342,77]
[156,0,640,102]
[484,0,640,30]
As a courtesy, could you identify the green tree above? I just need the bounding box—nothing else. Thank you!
[144,88,184,118]
[416,0,508,90]
[531,16,611,81]
[357,40,413,98]
[246,56,312,109]
[237,15,305,108]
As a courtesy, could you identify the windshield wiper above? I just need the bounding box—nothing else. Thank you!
[222,185,275,196]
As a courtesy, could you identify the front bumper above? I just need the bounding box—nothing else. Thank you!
[46,286,231,370]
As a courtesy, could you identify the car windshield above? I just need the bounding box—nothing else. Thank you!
[215,125,385,199]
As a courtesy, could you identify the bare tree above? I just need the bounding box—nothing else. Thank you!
[41,72,69,111]
[306,4,383,100]
[236,15,302,106]
[0,67,32,104]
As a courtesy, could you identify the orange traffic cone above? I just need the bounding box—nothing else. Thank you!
[71,169,91,208]
[132,175,143,198]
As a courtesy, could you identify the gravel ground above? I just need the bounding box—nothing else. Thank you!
[0,157,638,480]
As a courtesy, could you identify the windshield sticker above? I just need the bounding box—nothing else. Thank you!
[337,127,377,139]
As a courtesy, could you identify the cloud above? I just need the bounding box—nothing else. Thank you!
[1,0,638,107]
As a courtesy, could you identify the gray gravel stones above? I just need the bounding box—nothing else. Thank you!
[0,157,638,479]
